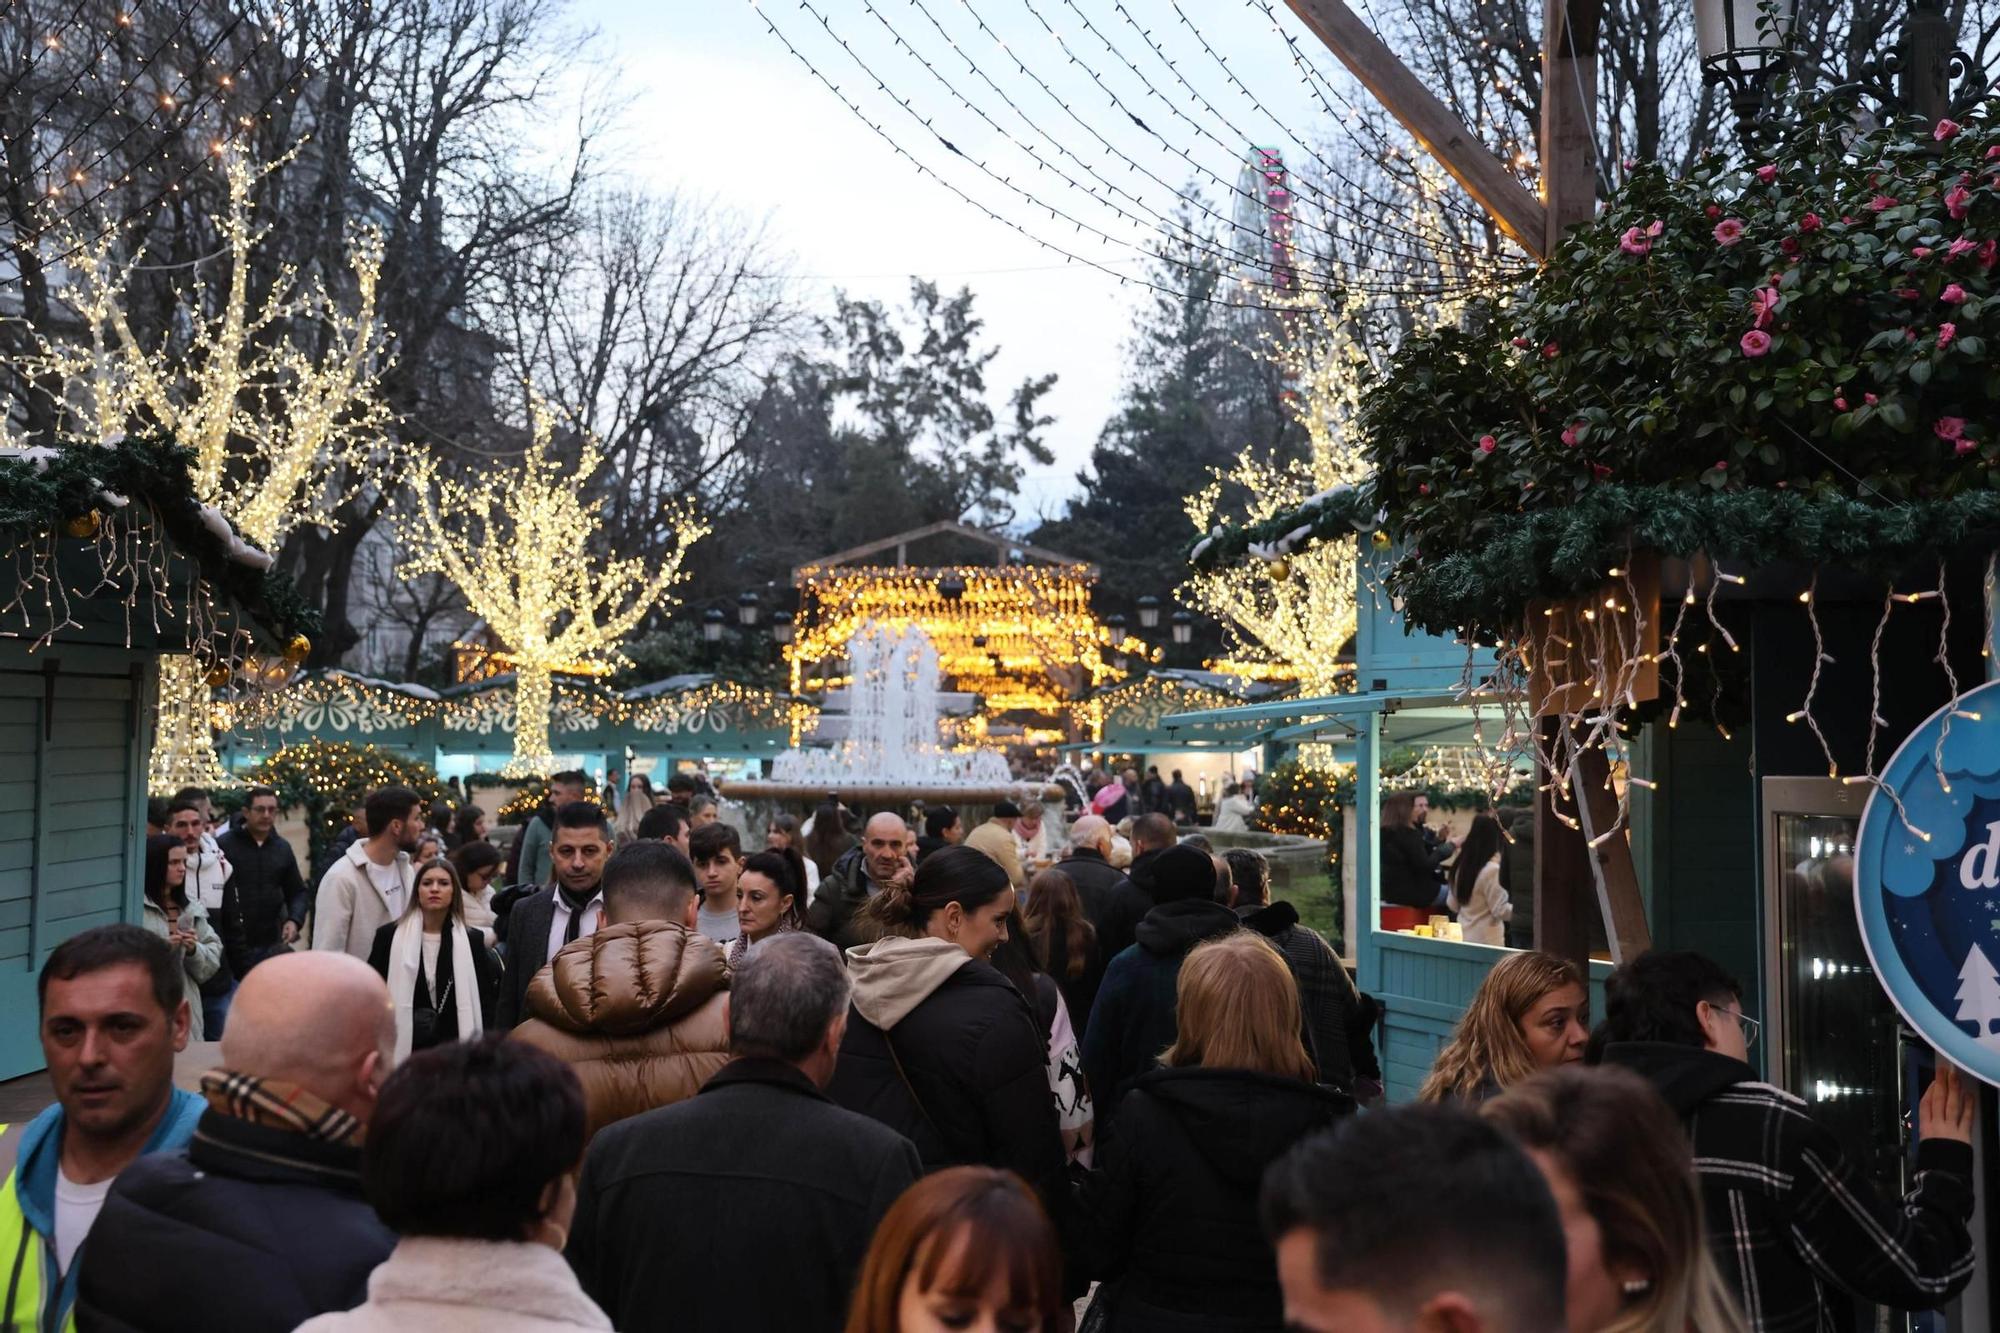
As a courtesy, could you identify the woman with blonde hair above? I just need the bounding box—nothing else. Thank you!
[1081,931,1352,1331]
[1483,1066,1748,1333]
[1418,949,1589,1103]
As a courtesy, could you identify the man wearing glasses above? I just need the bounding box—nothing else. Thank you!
[1595,950,1975,1333]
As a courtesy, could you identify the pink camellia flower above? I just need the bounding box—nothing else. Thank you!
[1936,117,1961,141]
[1751,286,1782,328]
[1713,217,1746,245]
[1935,416,1967,442]
[1561,422,1583,447]
[1418,483,1431,495]
[1943,283,1969,303]
[1705,203,1722,219]
[1913,245,1934,258]
[1799,213,1822,233]
[1842,215,1860,225]
[1478,435,1497,454]
[1542,342,1560,359]
[1780,236,1801,256]
[1940,321,1958,347]
[1715,460,1729,471]
[1867,194,1899,212]
[1981,240,1999,269]
[1590,463,1613,480]
[1740,329,1774,357]
[1834,396,1849,410]
[1511,336,1532,349]
[1756,164,1778,184]
[1987,144,2000,160]
[1958,439,1978,455]
[1896,288,1922,300]
[1947,185,1974,220]
[1949,236,1979,260]
[1866,392,1880,405]
[1620,226,1653,256]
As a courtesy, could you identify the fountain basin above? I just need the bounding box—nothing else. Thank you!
[722,780,1064,805]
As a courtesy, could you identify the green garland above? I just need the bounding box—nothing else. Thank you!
[1187,480,1382,569]
[0,436,318,642]
[1391,484,2000,638]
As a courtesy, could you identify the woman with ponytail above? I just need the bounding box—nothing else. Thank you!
[826,845,1070,1246]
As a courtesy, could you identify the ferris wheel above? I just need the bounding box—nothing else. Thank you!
[1234,147,1298,296]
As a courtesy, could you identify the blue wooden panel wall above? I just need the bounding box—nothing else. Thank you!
[0,638,152,1080]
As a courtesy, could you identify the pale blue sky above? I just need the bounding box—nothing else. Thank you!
[565,0,1345,517]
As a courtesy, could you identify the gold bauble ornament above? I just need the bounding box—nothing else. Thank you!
[283,634,312,663]
[62,511,101,539]
[1370,530,1392,550]
[204,665,233,688]
[1267,557,1291,583]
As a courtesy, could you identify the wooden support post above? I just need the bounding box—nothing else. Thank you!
[1539,0,1603,252]
[1282,0,1548,256]
[1568,740,1652,962]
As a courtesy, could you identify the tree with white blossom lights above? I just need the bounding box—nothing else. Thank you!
[396,399,708,775]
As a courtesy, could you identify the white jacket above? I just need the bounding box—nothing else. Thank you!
[1453,856,1512,947]
[296,1237,611,1333]
[312,840,414,960]
[186,831,233,915]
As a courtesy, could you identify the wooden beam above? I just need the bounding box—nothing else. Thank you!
[1535,717,1596,969]
[1283,0,1548,257]
[1568,740,1651,963]
[1540,0,1602,253]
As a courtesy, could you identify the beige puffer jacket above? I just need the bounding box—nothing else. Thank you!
[510,919,731,1141]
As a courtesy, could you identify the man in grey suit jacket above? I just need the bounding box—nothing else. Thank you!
[498,801,611,1028]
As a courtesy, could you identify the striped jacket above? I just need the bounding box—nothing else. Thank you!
[1603,1042,1974,1333]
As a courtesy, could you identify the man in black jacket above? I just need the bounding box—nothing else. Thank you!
[1125,812,1178,901]
[807,812,911,949]
[215,786,308,979]
[1223,847,1366,1092]
[76,951,397,1332]
[1596,950,1975,1332]
[1081,844,1240,1130]
[497,802,612,1028]
[569,933,919,1333]
[1059,814,1152,963]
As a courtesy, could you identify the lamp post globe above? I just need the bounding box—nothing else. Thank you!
[1170,608,1194,646]
[1137,594,1162,630]
[701,607,726,643]
[737,589,761,627]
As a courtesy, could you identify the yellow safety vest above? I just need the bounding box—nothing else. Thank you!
[0,1122,74,1333]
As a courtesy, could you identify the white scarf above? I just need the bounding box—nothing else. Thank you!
[389,911,482,1062]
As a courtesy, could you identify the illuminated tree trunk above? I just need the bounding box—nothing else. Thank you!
[149,655,236,795]
[506,662,557,777]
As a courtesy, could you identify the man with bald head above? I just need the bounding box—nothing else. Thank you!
[1061,813,1152,965]
[77,951,397,1332]
[807,811,913,950]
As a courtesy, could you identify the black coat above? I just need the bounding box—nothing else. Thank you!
[1378,825,1445,910]
[497,887,564,1028]
[367,919,500,1046]
[74,1108,394,1333]
[1081,900,1242,1130]
[1082,1067,1353,1331]
[827,960,1067,1207]
[214,827,308,977]
[569,1057,920,1333]
[1060,849,1151,965]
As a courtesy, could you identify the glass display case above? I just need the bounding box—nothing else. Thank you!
[1761,778,1985,1333]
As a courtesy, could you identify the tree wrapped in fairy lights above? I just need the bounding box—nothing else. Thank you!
[396,398,707,775]
[48,152,391,793]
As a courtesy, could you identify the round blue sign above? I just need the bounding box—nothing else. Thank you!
[1855,675,2000,1087]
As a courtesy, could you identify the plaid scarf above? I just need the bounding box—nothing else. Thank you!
[200,1068,363,1146]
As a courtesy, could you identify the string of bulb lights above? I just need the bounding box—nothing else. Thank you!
[751,0,1528,304]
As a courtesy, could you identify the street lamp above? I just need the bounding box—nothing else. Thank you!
[1106,611,1130,672]
[1170,609,1194,646]
[1137,594,1161,630]
[772,610,795,645]
[737,589,761,627]
[701,607,726,643]
[1694,0,1793,139]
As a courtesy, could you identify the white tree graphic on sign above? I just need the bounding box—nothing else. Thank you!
[1952,944,2000,1049]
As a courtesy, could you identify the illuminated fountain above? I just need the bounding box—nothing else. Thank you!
[724,621,1054,803]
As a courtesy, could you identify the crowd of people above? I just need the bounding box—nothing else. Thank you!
[0,774,1980,1333]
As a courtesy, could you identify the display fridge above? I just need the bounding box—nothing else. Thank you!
[1762,778,1991,1333]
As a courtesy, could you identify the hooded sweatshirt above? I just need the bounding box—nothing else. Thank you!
[1602,1041,1974,1331]
[1080,898,1240,1129]
[1083,1066,1352,1331]
[827,935,1066,1204]
[510,921,730,1141]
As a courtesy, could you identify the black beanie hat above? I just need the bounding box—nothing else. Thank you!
[1150,844,1219,904]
